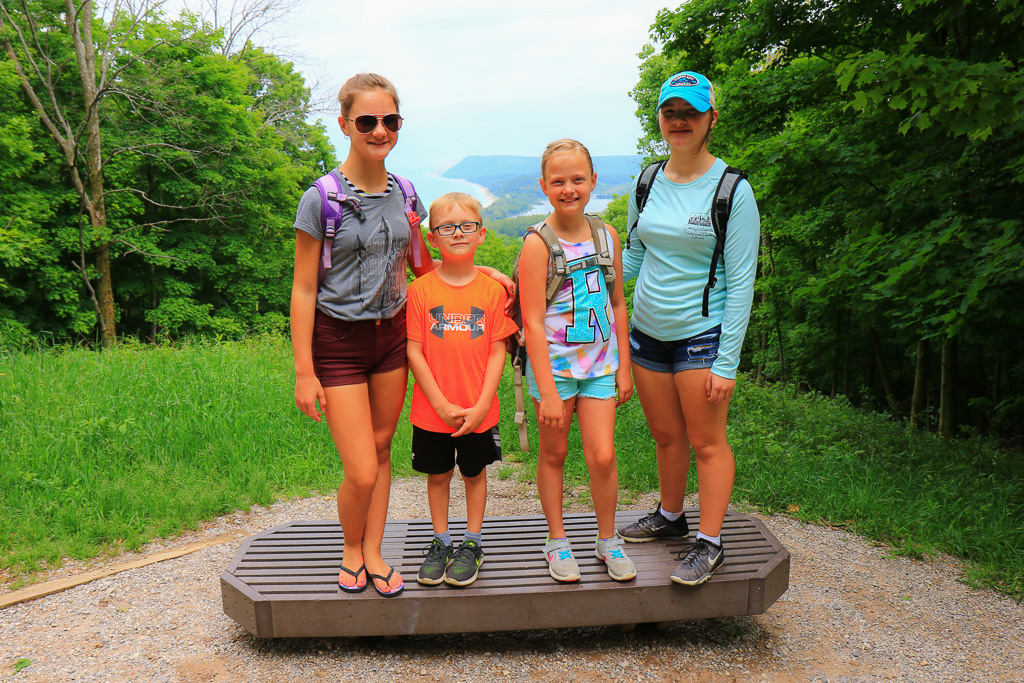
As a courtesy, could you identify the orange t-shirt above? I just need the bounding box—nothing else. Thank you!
[407,271,518,434]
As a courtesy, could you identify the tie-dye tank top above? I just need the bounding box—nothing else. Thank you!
[542,229,619,379]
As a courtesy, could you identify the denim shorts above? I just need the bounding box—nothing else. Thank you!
[629,324,721,374]
[524,361,616,401]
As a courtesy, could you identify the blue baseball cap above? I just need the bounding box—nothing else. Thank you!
[657,71,716,112]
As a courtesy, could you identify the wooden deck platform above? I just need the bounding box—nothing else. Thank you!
[221,510,789,638]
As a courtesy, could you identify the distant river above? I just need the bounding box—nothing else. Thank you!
[396,164,494,207]
[387,164,611,215]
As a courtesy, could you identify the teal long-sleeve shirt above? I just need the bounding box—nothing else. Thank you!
[622,158,760,380]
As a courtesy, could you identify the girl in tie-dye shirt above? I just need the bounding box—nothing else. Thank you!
[518,139,636,584]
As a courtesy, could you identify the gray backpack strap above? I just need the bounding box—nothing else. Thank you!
[512,361,530,452]
[530,222,567,303]
[585,214,616,285]
[703,166,747,317]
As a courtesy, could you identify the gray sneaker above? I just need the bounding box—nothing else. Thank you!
[670,537,724,586]
[444,539,485,587]
[595,536,636,581]
[544,537,580,582]
[417,538,453,585]
[617,505,690,542]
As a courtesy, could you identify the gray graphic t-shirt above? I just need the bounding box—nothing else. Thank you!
[294,172,428,321]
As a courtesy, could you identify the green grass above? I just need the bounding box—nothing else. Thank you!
[2,339,1022,600]
[0,336,418,580]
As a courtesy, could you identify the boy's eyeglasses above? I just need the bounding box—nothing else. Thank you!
[432,221,481,237]
[346,114,403,134]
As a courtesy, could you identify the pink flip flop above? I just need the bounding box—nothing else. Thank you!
[338,564,367,594]
[367,566,404,597]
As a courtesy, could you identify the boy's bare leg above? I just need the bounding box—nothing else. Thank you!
[426,470,454,534]
[463,470,487,535]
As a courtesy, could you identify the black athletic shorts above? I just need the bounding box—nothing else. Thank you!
[411,426,502,478]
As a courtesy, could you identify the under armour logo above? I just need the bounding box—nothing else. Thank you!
[429,306,485,339]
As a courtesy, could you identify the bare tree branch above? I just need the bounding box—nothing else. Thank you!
[114,238,188,262]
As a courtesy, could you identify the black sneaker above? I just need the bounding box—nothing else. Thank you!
[444,539,485,587]
[616,505,690,542]
[670,537,724,586]
[417,538,453,586]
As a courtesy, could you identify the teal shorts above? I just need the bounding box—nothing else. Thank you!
[525,360,616,401]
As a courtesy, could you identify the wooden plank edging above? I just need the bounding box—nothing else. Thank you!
[1,532,244,610]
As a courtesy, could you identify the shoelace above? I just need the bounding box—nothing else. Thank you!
[552,547,572,560]
[678,539,712,564]
[456,546,480,562]
[423,541,448,560]
[605,544,626,559]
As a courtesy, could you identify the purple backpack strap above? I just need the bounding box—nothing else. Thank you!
[392,174,427,269]
[313,170,362,285]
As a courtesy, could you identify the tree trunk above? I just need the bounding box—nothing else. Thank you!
[763,233,786,383]
[68,0,115,345]
[939,337,957,438]
[910,339,930,428]
[869,328,895,404]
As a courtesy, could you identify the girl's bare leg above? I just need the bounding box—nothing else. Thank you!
[575,397,618,539]
[534,396,577,539]
[323,365,407,591]
[673,368,733,536]
[633,364,690,512]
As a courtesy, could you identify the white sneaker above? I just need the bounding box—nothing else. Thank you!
[544,537,580,582]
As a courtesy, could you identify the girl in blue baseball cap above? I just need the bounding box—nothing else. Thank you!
[616,70,762,586]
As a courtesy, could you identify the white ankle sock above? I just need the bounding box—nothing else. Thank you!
[659,506,683,522]
[696,532,721,547]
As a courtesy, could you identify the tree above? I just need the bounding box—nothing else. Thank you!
[635,0,1024,438]
[0,0,334,344]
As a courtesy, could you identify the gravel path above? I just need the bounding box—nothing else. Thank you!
[2,466,1022,682]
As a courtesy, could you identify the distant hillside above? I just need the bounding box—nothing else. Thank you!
[443,154,642,197]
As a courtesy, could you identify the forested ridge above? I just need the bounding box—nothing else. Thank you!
[2,0,1022,444]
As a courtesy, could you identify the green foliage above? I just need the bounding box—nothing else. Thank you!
[0,10,336,342]
[639,0,1024,439]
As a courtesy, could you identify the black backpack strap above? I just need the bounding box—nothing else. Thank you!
[703,166,747,317]
[627,159,666,250]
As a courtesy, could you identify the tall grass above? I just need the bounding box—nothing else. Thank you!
[2,339,1021,599]
[0,337,416,578]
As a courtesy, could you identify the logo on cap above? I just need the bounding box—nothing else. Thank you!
[670,74,699,87]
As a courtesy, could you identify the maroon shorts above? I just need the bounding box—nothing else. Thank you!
[312,307,408,387]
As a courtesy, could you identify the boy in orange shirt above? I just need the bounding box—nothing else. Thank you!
[406,192,518,587]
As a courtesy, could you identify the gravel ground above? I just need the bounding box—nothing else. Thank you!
[2,465,1023,683]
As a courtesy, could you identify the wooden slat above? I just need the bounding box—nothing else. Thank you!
[220,509,789,637]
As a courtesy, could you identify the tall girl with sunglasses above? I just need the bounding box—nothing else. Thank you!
[290,73,509,597]
[615,72,760,586]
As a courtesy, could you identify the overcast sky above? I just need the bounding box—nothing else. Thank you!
[212,0,675,169]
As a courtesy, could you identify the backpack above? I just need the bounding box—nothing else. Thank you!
[506,214,615,452]
[312,169,426,286]
[626,161,748,317]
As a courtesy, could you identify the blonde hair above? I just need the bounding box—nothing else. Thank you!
[337,73,399,118]
[428,192,483,229]
[540,139,594,178]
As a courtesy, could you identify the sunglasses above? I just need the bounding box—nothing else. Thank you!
[345,113,403,134]
[432,221,481,237]
[659,106,708,122]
